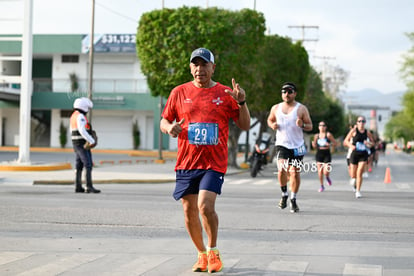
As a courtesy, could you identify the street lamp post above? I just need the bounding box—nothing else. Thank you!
[157,0,165,162]
[17,0,33,164]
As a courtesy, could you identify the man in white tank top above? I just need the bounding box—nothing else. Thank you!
[267,82,312,213]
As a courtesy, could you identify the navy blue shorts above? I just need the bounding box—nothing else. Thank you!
[173,169,224,200]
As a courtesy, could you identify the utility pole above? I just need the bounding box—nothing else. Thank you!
[287,25,319,43]
[87,0,95,122]
[287,25,319,55]
[243,0,257,164]
[313,55,336,79]
[314,55,338,98]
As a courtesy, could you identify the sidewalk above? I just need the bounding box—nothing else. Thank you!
[1,161,177,185]
[0,147,247,185]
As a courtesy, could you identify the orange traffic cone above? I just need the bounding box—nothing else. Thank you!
[384,167,391,184]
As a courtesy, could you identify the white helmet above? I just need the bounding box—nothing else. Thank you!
[73,97,93,112]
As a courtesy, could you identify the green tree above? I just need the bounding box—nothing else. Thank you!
[401,91,414,124]
[400,32,414,89]
[386,32,414,144]
[399,32,414,129]
[322,99,345,137]
[247,35,310,139]
[136,7,266,167]
[303,68,345,138]
[137,7,265,98]
[303,67,329,129]
[384,111,414,143]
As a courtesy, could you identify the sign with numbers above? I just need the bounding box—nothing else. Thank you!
[188,123,219,145]
[82,34,136,53]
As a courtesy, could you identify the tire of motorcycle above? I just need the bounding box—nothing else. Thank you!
[250,158,260,177]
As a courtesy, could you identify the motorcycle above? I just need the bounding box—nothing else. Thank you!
[250,132,271,177]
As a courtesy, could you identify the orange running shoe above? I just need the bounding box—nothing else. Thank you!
[207,249,223,273]
[192,252,208,272]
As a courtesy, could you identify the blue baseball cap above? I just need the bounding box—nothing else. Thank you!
[190,48,215,64]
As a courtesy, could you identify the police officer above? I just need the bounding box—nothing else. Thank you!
[70,97,100,193]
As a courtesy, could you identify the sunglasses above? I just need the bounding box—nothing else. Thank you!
[281,89,295,94]
[357,120,366,123]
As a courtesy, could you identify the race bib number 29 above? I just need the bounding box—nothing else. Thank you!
[188,123,219,145]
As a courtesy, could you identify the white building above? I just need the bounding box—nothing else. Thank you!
[0,34,166,150]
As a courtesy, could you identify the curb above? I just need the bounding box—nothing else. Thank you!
[33,179,176,185]
[0,162,72,171]
[0,146,177,171]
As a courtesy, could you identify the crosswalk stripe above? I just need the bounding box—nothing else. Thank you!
[0,252,397,275]
[253,179,272,185]
[396,183,411,189]
[227,179,251,185]
[16,254,104,276]
[226,178,275,185]
[267,260,309,273]
[343,263,382,276]
[0,179,33,186]
[221,258,239,272]
[101,256,172,276]
[0,252,34,266]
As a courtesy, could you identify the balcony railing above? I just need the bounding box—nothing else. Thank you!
[32,78,150,94]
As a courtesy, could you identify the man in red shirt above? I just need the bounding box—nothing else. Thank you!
[161,48,250,273]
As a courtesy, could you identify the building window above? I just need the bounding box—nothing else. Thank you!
[60,110,73,118]
[62,55,79,63]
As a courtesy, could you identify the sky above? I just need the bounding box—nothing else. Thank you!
[1,0,413,94]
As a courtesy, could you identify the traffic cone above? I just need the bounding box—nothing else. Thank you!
[384,167,391,184]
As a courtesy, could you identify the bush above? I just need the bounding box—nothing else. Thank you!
[59,121,68,148]
[133,121,140,149]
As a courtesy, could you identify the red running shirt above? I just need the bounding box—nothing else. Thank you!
[162,81,240,173]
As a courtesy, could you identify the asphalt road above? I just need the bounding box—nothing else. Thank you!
[0,149,413,275]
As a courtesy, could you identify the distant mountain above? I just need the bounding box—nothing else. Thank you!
[341,89,405,112]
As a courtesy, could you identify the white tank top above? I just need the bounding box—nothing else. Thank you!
[275,102,304,149]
